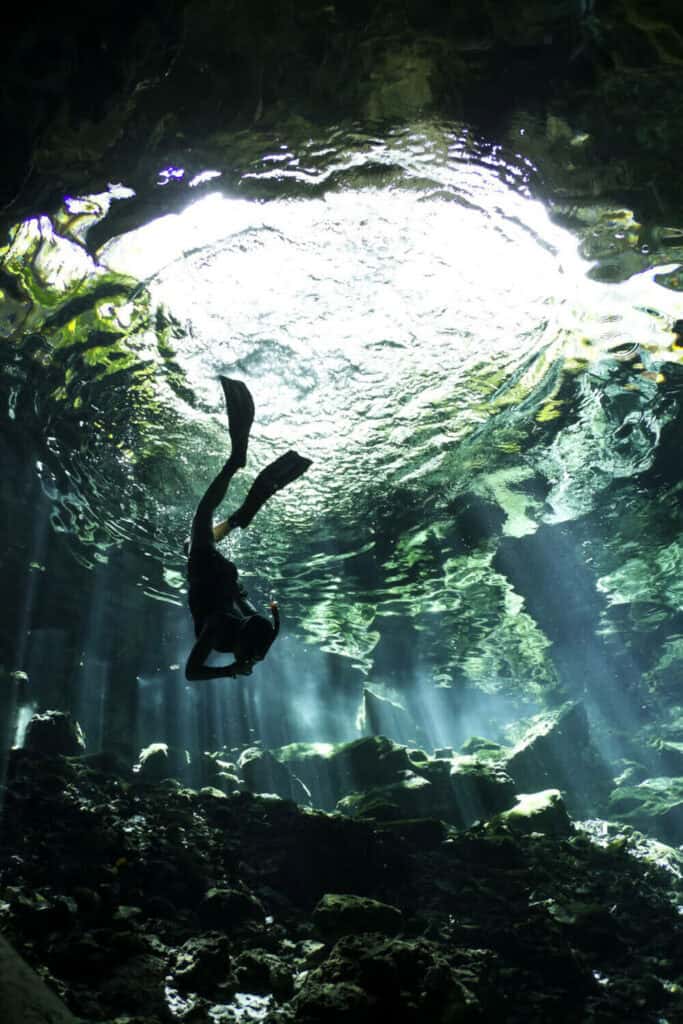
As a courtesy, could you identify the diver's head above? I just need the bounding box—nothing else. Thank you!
[236,607,279,662]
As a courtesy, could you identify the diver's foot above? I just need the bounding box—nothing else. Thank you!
[220,376,255,468]
[260,450,313,492]
[229,450,312,529]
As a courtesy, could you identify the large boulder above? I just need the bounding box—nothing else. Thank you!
[504,703,610,816]
[293,934,479,1024]
[490,789,573,837]
[134,742,191,783]
[337,755,516,828]
[358,687,423,746]
[289,978,372,1024]
[171,934,233,996]
[238,747,311,804]
[0,933,78,1024]
[326,736,416,795]
[313,894,403,939]
[609,777,683,845]
[405,752,517,827]
[198,886,265,932]
[336,774,434,821]
[275,736,416,810]
[23,710,85,756]
[233,949,294,1001]
[460,736,507,761]
[279,737,516,826]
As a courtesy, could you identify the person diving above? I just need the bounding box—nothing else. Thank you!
[185,377,311,682]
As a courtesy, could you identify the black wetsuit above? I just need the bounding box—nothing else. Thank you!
[187,546,256,651]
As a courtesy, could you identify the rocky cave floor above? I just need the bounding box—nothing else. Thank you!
[1,711,682,1023]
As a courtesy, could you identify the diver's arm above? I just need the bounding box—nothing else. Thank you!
[185,623,241,681]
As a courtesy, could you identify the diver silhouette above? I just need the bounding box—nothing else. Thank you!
[185,377,311,682]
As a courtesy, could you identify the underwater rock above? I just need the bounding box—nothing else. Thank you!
[23,710,85,757]
[289,978,373,1023]
[233,948,294,1000]
[276,736,416,810]
[609,776,683,845]
[0,932,77,1024]
[408,754,516,827]
[134,742,190,783]
[322,735,415,793]
[1,746,682,1022]
[270,742,341,809]
[374,817,449,850]
[96,952,167,1019]
[76,750,131,778]
[213,771,244,795]
[504,703,610,816]
[202,752,245,793]
[225,798,408,913]
[296,934,480,1023]
[336,773,433,821]
[198,785,228,800]
[337,755,516,829]
[282,736,520,827]
[238,747,311,804]
[359,687,422,745]
[172,933,233,996]
[313,893,403,939]
[460,736,507,760]
[490,789,573,837]
[199,886,265,931]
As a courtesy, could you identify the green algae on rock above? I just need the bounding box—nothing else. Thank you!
[313,893,404,939]
[609,775,683,845]
[490,788,573,837]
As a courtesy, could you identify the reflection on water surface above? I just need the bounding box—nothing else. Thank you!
[1,121,681,691]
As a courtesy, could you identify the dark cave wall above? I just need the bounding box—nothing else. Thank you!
[3,1,683,222]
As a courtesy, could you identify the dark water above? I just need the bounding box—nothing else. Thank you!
[1,120,681,752]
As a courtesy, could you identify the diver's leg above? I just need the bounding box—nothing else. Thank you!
[212,516,234,543]
[190,457,241,549]
[227,450,312,530]
[188,378,255,550]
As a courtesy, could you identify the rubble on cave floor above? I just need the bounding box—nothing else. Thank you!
[1,718,682,1023]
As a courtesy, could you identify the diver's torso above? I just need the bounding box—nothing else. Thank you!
[187,546,254,646]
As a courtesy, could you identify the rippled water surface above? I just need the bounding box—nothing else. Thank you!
[2,122,681,682]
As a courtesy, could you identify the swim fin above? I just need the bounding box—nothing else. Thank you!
[229,450,313,529]
[220,376,255,468]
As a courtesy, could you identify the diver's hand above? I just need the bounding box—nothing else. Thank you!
[233,661,254,677]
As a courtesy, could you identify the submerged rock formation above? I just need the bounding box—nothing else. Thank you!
[24,710,85,758]
[0,933,77,1024]
[503,702,612,817]
[0,739,681,1022]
